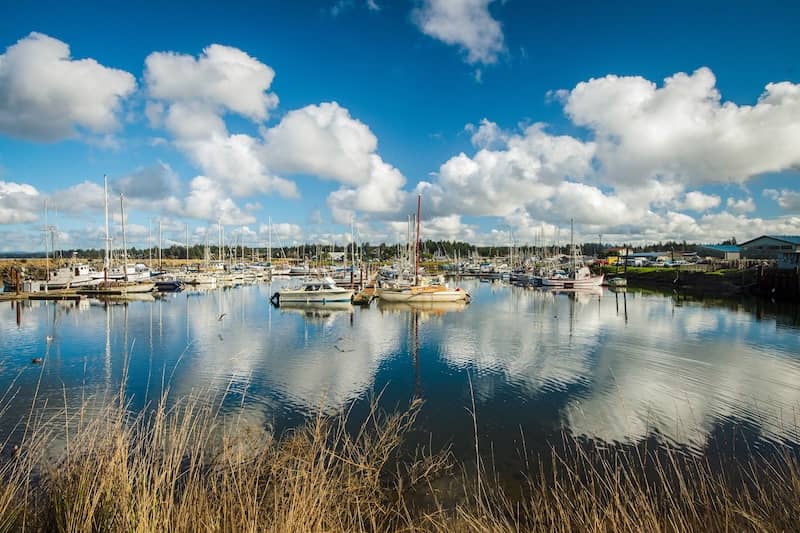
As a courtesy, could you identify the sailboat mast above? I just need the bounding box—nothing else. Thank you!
[44,199,49,292]
[570,218,575,274]
[350,216,356,271]
[120,194,128,282]
[185,223,189,264]
[217,219,223,264]
[103,175,110,282]
[415,194,421,286]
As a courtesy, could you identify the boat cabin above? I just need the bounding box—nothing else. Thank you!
[303,277,339,291]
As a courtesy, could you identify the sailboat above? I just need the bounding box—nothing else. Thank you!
[541,219,603,289]
[376,195,469,303]
[81,177,155,295]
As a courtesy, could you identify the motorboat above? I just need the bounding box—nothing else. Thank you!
[271,277,353,305]
[155,279,185,292]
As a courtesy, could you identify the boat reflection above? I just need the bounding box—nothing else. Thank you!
[278,301,353,321]
[377,299,468,315]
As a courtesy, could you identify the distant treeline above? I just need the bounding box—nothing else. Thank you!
[2,239,723,262]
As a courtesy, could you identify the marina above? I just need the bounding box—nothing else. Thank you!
[2,278,799,460]
[3,3,800,527]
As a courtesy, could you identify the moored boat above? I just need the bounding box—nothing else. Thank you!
[543,266,604,289]
[271,277,353,305]
[375,194,469,304]
[606,277,627,287]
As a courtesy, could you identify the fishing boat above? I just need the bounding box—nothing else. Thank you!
[44,263,99,289]
[271,277,353,305]
[375,194,469,304]
[542,265,604,289]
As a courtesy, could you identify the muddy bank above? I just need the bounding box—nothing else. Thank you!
[617,269,752,298]
[615,267,800,302]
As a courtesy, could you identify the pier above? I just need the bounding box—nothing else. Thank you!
[0,290,85,302]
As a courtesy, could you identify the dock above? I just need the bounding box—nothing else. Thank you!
[0,290,85,302]
[352,287,376,306]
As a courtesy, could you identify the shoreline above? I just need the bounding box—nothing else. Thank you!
[605,266,800,302]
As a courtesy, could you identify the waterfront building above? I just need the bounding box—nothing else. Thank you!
[698,245,741,261]
[740,236,800,261]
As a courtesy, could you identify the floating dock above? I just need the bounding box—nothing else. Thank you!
[0,290,84,302]
[352,287,376,306]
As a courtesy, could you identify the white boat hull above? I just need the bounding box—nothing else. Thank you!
[277,289,353,303]
[376,286,469,303]
[544,274,604,289]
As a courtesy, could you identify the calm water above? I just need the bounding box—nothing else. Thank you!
[2,279,800,462]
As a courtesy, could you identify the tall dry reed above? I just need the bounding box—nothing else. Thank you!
[0,388,798,532]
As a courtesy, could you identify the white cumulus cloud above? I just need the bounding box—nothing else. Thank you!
[0,32,136,141]
[680,191,721,212]
[263,102,378,185]
[418,122,595,218]
[563,67,800,186]
[412,0,505,65]
[764,188,800,212]
[145,44,278,121]
[726,196,755,214]
[0,180,40,224]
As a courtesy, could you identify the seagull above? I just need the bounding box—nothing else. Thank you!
[45,335,53,342]
[218,313,226,321]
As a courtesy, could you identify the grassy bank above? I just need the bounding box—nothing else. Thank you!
[603,266,757,298]
[1,392,799,532]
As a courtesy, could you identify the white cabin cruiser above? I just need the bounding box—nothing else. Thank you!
[272,277,353,304]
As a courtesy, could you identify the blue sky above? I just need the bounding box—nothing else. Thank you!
[1,0,799,252]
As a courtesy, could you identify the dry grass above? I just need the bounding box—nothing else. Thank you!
[1,388,799,532]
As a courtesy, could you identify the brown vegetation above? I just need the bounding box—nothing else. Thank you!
[1,390,798,532]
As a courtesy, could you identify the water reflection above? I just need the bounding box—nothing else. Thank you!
[1,282,799,456]
[278,301,354,322]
